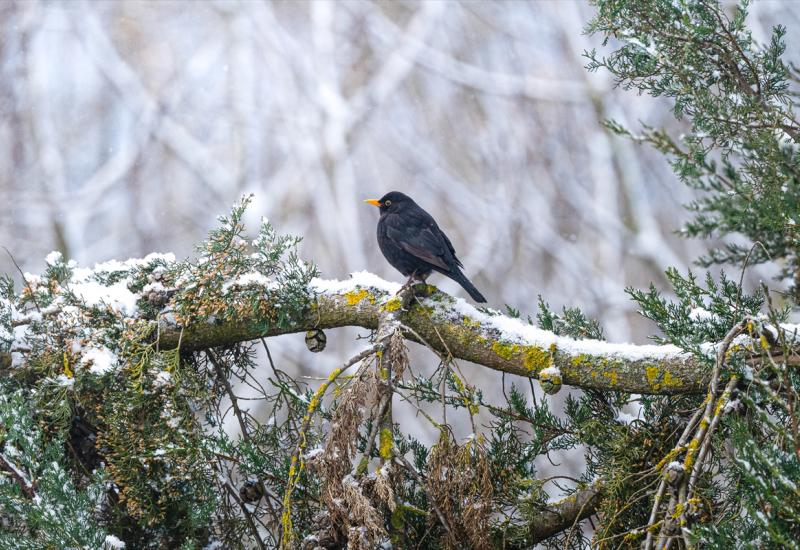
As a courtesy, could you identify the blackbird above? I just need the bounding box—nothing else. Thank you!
[364,191,487,303]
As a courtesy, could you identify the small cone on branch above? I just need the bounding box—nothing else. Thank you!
[305,329,327,353]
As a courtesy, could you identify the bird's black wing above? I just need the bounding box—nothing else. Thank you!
[409,206,463,268]
[438,229,464,268]
[384,214,453,272]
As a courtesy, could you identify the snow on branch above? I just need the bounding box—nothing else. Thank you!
[4,248,776,395]
[154,270,706,394]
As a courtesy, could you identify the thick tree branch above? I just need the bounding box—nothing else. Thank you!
[154,274,706,394]
[7,266,778,395]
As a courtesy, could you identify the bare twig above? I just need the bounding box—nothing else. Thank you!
[653,320,745,548]
[644,404,705,550]
[0,452,35,499]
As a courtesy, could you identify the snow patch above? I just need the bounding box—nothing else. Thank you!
[80,346,118,375]
[310,271,402,296]
[221,272,277,293]
[154,371,172,387]
[447,295,684,361]
[71,280,139,317]
[103,535,126,549]
[141,281,169,294]
[304,447,324,460]
[616,410,639,424]
[539,365,561,378]
[45,251,63,266]
[69,254,174,283]
[65,253,176,318]
[54,374,74,387]
[10,351,26,368]
[723,399,741,414]
[689,307,713,321]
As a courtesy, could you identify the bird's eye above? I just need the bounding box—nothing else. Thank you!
[384,200,392,207]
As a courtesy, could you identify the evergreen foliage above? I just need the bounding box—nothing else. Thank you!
[585,0,800,547]
[0,383,118,549]
[587,0,800,296]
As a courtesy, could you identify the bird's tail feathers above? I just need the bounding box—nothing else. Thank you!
[451,269,487,303]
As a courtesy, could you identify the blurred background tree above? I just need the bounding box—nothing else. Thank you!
[0,1,798,549]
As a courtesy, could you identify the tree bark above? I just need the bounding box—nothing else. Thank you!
[1,274,731,394]
[151,279,707,395]
[496,482,603,548]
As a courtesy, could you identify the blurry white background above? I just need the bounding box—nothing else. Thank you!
[1,0,795,443]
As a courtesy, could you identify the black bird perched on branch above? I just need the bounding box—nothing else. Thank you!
[364,191,487,303]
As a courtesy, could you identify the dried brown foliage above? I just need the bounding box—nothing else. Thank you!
[427,431,494,550]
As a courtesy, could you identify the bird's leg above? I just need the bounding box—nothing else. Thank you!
[399,271,424,290]
[399,276,416,295]
[409,272,433,296]
[396,272,427,309]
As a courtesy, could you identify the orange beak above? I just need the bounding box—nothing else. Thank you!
[364,199,381,207]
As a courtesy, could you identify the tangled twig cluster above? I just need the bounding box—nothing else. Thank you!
[645,319,767,549]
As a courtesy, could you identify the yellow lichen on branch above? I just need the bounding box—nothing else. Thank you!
[147,278,712,394]
[281,365,344,548]
[3,272,718,395]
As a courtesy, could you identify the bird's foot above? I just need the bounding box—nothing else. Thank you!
[395,276,435,310]
[401,276,428,292]
[394,279,412,309]
[399,277,415,294]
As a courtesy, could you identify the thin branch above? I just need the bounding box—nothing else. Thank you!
[0,452,35,499]
[392,451,454,536]
[496,481,604,548]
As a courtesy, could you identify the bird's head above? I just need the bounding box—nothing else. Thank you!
[363,191,413,214]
